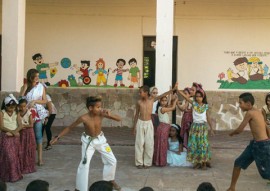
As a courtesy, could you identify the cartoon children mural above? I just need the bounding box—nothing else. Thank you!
[128,58,140,88]
[92,58,108,86]
[247,57,264,81]
[32,53,59,86]
[263,64,269,80]
[74,60,92,85]
[112,59,129,87]
[227,57,248,84]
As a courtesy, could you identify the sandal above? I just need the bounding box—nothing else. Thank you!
[136,165,144,169]
[44,145,52,151]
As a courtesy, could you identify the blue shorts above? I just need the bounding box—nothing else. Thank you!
[234,139,270,179]
[115,75,123,81]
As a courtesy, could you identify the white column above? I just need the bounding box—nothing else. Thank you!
[2,0,25,91]
[155,0,174,93]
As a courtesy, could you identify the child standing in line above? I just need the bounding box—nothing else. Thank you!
[0,94,23,182]
[18,98,36,174]
[178,87,214,170]
[42,93,57,150]
[153,94,178,166]
[262,93,270,129]
[177,87,193,149]
[227,93,270,191]
[133,85,177,169]
[150,86,159,133]
[51,96,122,191]
[167,124,192,167]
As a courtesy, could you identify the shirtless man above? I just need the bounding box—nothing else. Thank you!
[133,84,177,169]
[51,96,121,191]
[227,92,270,191]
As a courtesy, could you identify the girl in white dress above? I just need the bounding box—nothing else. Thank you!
[167,124,192,167]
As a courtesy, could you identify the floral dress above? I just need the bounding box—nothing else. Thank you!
[187,102,211,164]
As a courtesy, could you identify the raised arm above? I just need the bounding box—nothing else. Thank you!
[50,117,83,144]
[177,90,192,104]
[229,111,251,136]
[161,95,178,113]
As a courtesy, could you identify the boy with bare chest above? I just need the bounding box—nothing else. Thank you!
[51,96,121,191]
[227,92,270,191]
[133,85,176,169]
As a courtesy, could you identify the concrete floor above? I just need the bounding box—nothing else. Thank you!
[6,128,270,191]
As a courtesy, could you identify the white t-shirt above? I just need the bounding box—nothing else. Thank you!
[192,101,208,123]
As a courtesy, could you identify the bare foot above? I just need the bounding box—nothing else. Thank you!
[206,161,212,168]
[193,163,201,169]
[110,180,121,191]
[37,161,44,166]
[226,187,235,191]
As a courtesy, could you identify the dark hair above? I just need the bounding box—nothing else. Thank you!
[89,180,113,191]
[233,57,248,66]
[156,96,167,114]
[86,96,102,108]
[26,180,49,191]
[197,182,216,191]
[265,93,270,105]
[239,92,254,105]
[116,58,126,65]
[140,85,150,96]
[19,98,28,105]
[81,60,90,67]
[139,187,154,191]
[195,90,208,104]
[170,124,183,144]
[32,53,42,61]
[25,68,39,95]
[128,58,137,65]
[192,82,203,90]
[0,180,7,191]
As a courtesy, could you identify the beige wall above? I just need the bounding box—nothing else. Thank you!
[20,0,270,90]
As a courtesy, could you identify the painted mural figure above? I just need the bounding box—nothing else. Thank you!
[227,57,248,84]
[247,57,264,81]
[112,59,129,87]
[128,58,140,88]
[92,58,108,86]
[74,60,92,85]
[32,53,58,86]
[263,64,269,80]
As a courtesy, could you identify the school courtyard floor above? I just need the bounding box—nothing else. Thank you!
[6,127,270,191]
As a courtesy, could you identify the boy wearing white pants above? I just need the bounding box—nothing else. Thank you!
[51,96,121,191]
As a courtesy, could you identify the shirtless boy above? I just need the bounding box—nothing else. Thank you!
[227,92,270,191]
[133,84,177,169]
[51,96,121,191]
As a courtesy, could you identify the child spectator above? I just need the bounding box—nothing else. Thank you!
[0,94,23,182]
[227,93,270,191]
[133,85,177,169]
[26,179,49,191]
[177,87,193,148]
[89,180,113,191]
[262,93,270,129]
[18,98,36,174]
[51,96,121,191]
[197,182,216,191]
[153,94,178,166]
[167,124,192,167]
[178,86,214,170]
[42,93,57,150]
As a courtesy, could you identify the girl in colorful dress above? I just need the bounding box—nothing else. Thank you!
[178,87,214,170]
[18,98,36,174]
[167,124,192,167]
[262,93,270,129]
[20,69,48,166]
[153,94,178,166]
[177,87,193,149]
[0,94,23,182]
[150,86,159,133]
